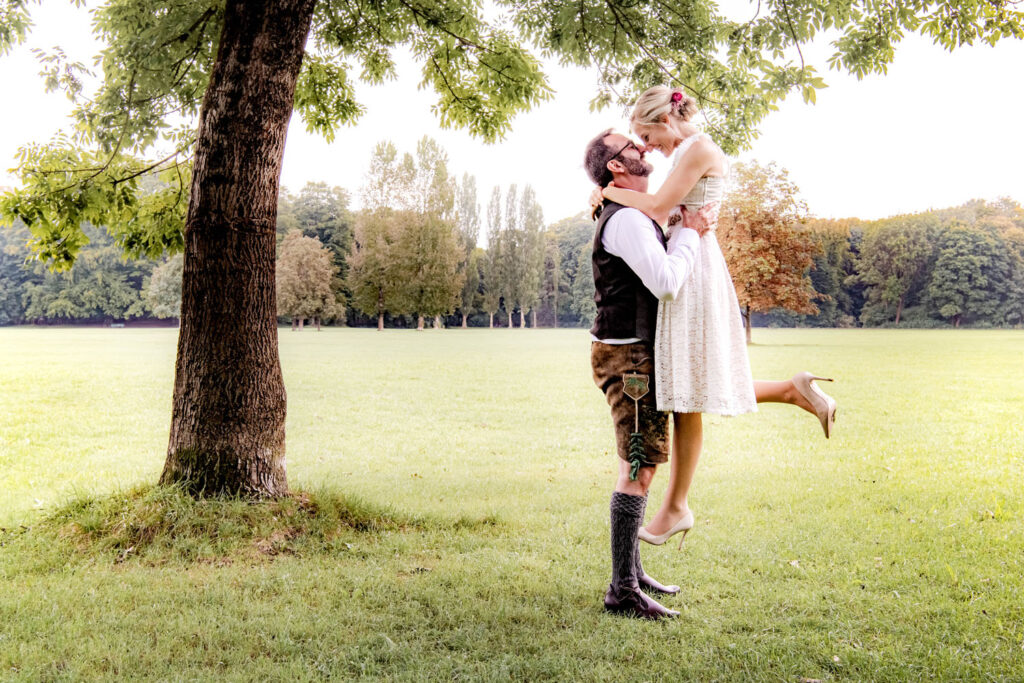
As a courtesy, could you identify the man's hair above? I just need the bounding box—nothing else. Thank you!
[583,128,615,187]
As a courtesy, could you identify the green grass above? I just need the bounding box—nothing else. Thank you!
[1,327,1023,680]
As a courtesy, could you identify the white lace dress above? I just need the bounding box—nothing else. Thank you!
[654,134,757,415]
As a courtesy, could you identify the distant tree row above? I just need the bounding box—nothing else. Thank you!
[752,197,1024,330]
[275,136,599,330]
[2,149,1022,330]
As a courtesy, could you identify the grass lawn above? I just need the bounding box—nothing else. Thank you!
[1,326,1023,680]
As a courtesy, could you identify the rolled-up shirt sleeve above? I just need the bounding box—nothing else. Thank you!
[603,208,698,301]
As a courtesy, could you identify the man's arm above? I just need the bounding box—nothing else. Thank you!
[603,208,699,301]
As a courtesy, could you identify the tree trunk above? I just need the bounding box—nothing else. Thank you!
[519,309,525,328]
[462,312,468,328]
[507,311,513,328]
[417,315,425,331]
[159,0,317,498]
[744,305,752,345]
[488,312,494,328]
[895,295,904,325]
[531,309,537,328]
[314,316,321,331]
[377,287,384,331]
[434,315,441,329]
[297,318,304,330]
[291,317,297,331]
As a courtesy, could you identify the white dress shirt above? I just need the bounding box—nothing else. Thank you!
[593,207,700,344]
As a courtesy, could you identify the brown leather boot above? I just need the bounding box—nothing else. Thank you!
[604,584,680,619]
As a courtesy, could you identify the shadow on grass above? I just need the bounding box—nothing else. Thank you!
[1,484,502,572]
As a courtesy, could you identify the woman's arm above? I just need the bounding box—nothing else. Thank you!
[602,140,717,226]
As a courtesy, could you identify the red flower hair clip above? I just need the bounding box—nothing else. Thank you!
[671,91,683,102]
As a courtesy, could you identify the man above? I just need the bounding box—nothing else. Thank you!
[583,129,706,619]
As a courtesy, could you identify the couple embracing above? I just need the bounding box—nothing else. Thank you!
[585,86,839,619]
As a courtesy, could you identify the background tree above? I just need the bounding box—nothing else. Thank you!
[146,254,184,321]
[547,213,594,327]
[393,214,464,330]
[518,186,545,327]
[570,242,597,328]
[719,161,821,343]
[3,0,1021,497]
[460,247,484,328]
[348,209,404,331]
[480,188,505,328]
[276,230,341,330]
[926,225,1009,327]
[501,185,521,327]
[455,174,481,327]
[19,226,150,324]
[0,220,35,325]
[400,137,461,329]
[854,218,934,325]
[539,233,562,327]
[290,182,353,309]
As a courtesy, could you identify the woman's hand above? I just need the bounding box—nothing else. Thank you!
[588,185,605,211]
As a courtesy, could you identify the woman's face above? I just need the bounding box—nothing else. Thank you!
[633,120,677,157]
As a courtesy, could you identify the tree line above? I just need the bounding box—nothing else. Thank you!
[2,150,1022,331]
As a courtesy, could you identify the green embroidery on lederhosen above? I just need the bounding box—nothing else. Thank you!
[622,373,652,480]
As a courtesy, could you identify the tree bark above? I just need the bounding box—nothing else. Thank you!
[377,311,384,331]
[417,314,425,330]
[462,312,468,328]
[531,309,536,328]
[895,295,904,325]
[297,318,304,330]
[377,287,384,331]
[433,315,441,329]
[744,305,752,345]
[507,311,513,328]
[488,312,493,328]
[159,0,317,498]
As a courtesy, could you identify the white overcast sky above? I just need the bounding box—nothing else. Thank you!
[2,2,1022,227]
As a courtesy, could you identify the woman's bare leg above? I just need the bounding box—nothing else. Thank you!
[644,412,702,535]
[754,379,814,413]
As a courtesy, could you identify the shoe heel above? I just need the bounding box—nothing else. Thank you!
[810,376,834,382]
[677,529,689,550]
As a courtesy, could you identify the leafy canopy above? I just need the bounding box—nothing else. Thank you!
[2,0,1022,268]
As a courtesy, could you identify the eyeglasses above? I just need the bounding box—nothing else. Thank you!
[609,139,640,162]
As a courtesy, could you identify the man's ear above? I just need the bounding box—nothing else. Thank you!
[606,158,624,175]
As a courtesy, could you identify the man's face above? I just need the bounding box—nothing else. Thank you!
[606,134,653,179]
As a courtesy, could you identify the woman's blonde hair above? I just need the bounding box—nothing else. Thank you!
[630,85,698,126]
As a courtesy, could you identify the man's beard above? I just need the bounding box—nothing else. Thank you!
[620,155,653,177]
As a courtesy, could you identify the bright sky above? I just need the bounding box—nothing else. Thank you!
[2,3,1022,227]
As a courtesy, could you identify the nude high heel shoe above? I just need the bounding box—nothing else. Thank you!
[638,510,694,549]
[792,371,837,439]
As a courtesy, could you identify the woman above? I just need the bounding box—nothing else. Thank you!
[592,85,837,547]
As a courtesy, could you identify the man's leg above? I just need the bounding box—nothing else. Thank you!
[591,341,677,619]
[634,494,681,595]
[604,461,679,619]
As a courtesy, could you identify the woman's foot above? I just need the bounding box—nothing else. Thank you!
[638,572,681,595]
[791,372,837,438]
[638,508,694,546]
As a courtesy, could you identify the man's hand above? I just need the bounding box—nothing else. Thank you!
[680,201,720,237]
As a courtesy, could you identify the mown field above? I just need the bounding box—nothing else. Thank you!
[1,327,1022,681]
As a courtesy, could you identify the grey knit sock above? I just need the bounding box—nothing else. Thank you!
[634,495,648,580]
[610,491,646,592]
